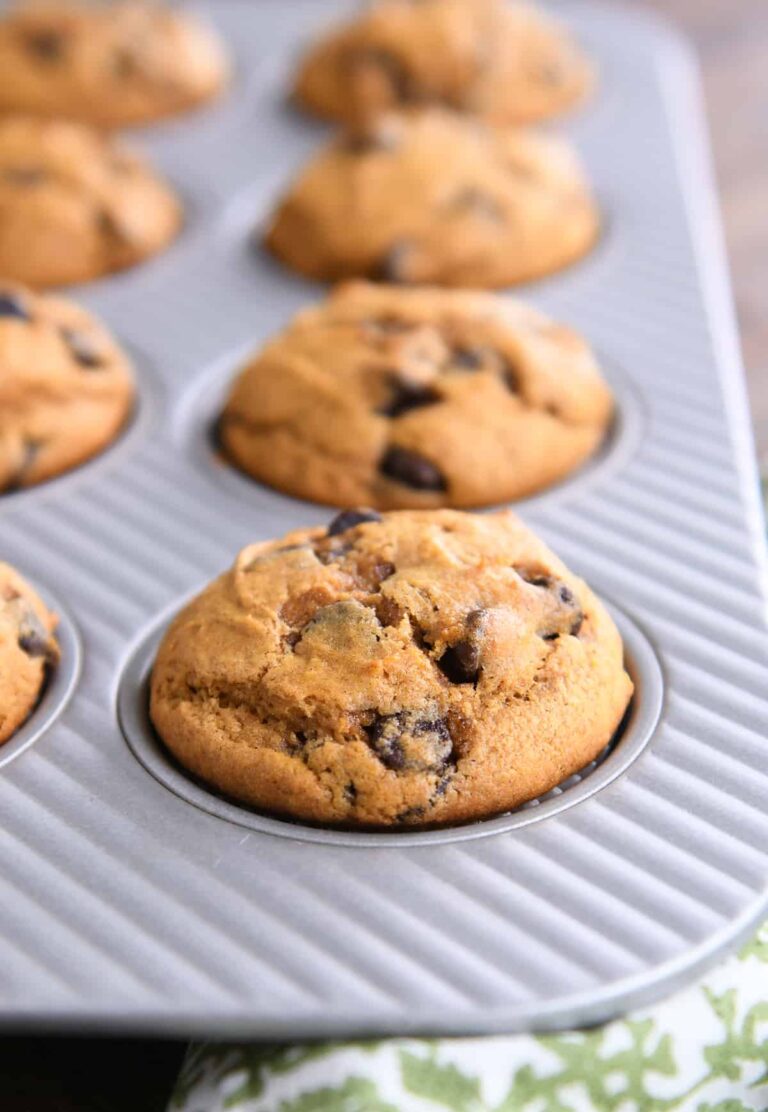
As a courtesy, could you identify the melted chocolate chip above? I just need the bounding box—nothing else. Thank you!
[327,509,382,537]
[378,379,441,419]
[503,364,520,393]
[569,611,584,637]
[375,241,413,283]
[379,447,446,492]
[438,610,486,685]
[0,292,29,320]
[396,804,426,824]
[521,572,583,638]
[365,711,452,773]
[448,345,519,392]
[24,30,63,61]
[17,605,55,661]
[60,327,105,369]
[97,209,129,243]
[450,346,485,371]
[3,439,41,492]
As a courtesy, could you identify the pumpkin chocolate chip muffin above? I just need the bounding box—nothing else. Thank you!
[294,0,592,126]
[150,509,632,828]
[0,0,229,128]
[0,115,181,288]
[219,282,613,508]
[264,110,598,288]
[0,562,59,744]
[0,284,134,491]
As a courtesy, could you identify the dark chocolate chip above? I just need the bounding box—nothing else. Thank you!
[521,572,583,639]
[569,612,584,637]
[60,327,105,369]
[0,291,29,320]
[557,583,576,607]
[366,715,405,770]
[438,609,486,685]
[348,47,412,102]
[378,379,441,419]
[433,773,452,799]
[345,781,358,804]
[97,209,129,242]
[374,241,413,284]
[17,605,54,660]
[314,544,349,567]
[379,447,447,492]
[450,346,485,371]
[4,166,46,186]
[396,804,426,824]
[3,439,41,493]
[448,345,519,392]
[520,572,553,589]
[503,364,520,393]
[365,711,452,773]
[24,30,63,61]
[327,508,383,537]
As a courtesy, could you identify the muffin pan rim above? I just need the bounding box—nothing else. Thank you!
[0,584,81,771]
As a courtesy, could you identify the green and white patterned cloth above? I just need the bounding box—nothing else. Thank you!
[170,880,768,1112]
[170,479,768,1112]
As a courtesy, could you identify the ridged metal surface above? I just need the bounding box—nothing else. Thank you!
[0,0,767,1035]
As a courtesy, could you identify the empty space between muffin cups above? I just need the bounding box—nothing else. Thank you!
[117,597,662,847]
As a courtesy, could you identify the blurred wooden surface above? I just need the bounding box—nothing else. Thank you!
[643,0,768,449]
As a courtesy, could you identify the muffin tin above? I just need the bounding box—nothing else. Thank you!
[1,0,768,1037]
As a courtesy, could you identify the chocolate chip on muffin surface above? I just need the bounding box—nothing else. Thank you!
[0,562,59,744]
[265,109,599,288]
[0,283,134,491]
[150,509,633,828]
[219,282,613,508]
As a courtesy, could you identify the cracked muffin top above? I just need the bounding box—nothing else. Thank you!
[220,282,613,509]
[150,508,633,828]
[264,110,599,288]
[294,0,592,127]
[0,115,181,288]
[0,284,134,492]
[0,562,59,745]
[0,0,229,127]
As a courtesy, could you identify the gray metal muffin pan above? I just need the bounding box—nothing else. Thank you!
[1,0,767,1037]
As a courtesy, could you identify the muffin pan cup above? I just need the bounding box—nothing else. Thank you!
[1,0,768,1038]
